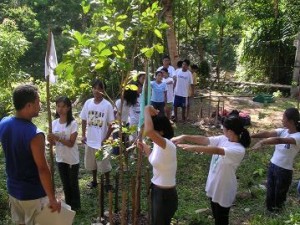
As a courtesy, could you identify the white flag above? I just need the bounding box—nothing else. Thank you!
[45,32,58,83]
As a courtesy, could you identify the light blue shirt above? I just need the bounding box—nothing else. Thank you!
[151,81,167,102]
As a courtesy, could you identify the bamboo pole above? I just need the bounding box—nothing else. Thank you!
[114,171,119,213]
[45,29,55,190]
[99,174,104,219]
[109,190,113,225]
[131,176,136,224]
[146,166,151,224]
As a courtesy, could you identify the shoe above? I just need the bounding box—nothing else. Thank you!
[87,181,98,189]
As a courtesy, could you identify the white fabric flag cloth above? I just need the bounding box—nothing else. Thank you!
[45,32,58,83]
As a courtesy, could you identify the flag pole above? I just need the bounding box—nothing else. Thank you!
[46,28,55,190]
[134,60,149,225]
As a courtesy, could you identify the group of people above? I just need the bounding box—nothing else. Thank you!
[152,55,198,122]
[0,62,300,225]
[141,106,300,225]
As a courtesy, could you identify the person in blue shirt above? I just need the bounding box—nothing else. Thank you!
[151,70,167,117]
[0,84,61,225]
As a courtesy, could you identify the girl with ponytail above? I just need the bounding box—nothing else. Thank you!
[251,107,300,212]
[172,115,250,225]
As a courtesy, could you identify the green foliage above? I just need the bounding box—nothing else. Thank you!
[56,1,167,98]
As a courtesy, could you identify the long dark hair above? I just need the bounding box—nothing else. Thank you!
[284,108,300,132]
[55,96,74,127]
[223,116,251,148]
[152,116,174,139]
[124,89,139,106]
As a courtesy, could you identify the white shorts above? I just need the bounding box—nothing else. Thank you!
[9,195,48,225]
[84,145,97,170]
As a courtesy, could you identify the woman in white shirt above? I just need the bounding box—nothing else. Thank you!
[48,96,80,210]
[172,116,250,225]
[138,105,177,225]
[252,107,300,212]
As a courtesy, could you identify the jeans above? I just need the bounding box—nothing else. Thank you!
[210,199,230,225]
[266,162,292,211]
[57,162,81,210]
[151,184,178,225]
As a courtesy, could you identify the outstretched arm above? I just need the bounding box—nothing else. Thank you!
[178,144,225,155]
[252,137,297,150]
[251,130,277,138]
[171,135,209,146]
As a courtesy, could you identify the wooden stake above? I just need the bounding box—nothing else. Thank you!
[109,190,113,225]
[114,171,119,213]
[131,176,136,224]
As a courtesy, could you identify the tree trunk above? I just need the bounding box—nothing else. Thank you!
[291,32,300,97]
[162,0,179,67]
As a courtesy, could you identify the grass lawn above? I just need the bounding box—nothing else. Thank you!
[1,94,300,224]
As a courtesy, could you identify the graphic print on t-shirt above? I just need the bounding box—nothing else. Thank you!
[88,110,105,128]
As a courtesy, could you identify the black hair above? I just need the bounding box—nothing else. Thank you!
[92,78,106,89]
[223,115,251,148]
[177,60,183,68]
[161,67,168,73]
[284,108,300,131]
[183,59,190,66]
[162,55,170,61]
[55,96,75,127]
[13,84,39,111]
[152,116,174,139]
[123,89,139,107]
[191,64,199,70]
[155,71,163,76]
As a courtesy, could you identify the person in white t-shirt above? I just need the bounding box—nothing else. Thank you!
[137,105,177,225]
[251,108,300,212]
[156,55,176,78]
[113,87,139,155]
[80,79,115,189]
[173,59,194,122]
[161,67,174,119]
[48,96,80,210]
[172,116,250,225]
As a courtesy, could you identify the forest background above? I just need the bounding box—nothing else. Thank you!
[1,0,300,224]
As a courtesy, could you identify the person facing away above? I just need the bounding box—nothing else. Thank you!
[172,115,250,225]
[157,55,176,78]
[251,107,300,212]
[151,70,167,117]
[0,84,61,225]
[112,87,139,155]
[47,96,80,210]
[137,105,177,225]
[80,79,114,189]
[129,72,145,142]
[173,59,194,122]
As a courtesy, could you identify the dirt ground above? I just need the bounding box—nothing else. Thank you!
[189,89,286,131]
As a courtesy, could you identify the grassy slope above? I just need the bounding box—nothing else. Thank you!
[1,96,300,224]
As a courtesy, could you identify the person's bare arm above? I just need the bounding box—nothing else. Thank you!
[144,106,166,149]
[178,144,225,155]
[251,130,277,138]
[171,134,209,146]
[49,132,78,148]
[252,137,297,150]
[31,134,61,212]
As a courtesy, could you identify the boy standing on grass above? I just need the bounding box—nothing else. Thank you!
[80,79,114,189]
[173,59,194,122]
